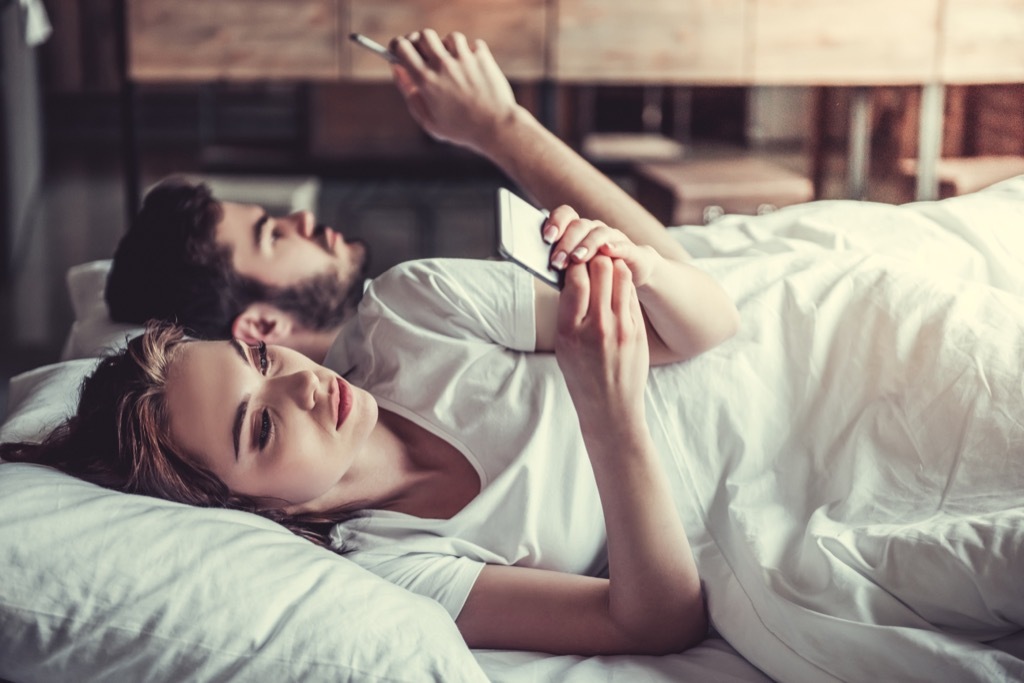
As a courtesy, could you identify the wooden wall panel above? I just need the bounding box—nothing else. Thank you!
[128,0,342,81]
[126,0,1024,87]
[973,85,1024,154]
[309,83,426,156]
[349,0,547,81]
[553,0,748,84]
[940,0,1024,83]
[750,0,941,85]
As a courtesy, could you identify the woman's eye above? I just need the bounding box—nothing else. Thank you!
[258,409,272,450]
[257,341,269,374]
[269,227,281,244]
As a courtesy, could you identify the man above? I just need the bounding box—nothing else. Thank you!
[106,180,369,361]
[107,29,695,362]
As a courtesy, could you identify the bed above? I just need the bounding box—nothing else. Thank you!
[2,176,1024,682]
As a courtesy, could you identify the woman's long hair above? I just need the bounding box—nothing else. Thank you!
[0,322,338,547]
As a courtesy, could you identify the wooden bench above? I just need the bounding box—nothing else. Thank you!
[634,157,814,226]
[898,156,1024,199]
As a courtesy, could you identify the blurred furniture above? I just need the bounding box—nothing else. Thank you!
[120,0,1024,212]
[898,155,1024,199]
[581,133,686,164]
[872,83,1024,198]
[634,158,814,225]
[185,175,321,215]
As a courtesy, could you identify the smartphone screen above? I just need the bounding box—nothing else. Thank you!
[496,188,563,290]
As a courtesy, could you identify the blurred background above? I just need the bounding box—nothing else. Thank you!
[1,0,1023,418]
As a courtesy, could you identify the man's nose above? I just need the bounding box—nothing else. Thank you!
[293,210,316,238]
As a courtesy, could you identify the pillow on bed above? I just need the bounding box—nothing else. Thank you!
[0,362,488,683]
[61,259,142,360]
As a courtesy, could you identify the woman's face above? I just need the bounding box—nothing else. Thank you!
[165,339,377,511]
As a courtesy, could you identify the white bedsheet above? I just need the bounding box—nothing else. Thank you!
[473,176,1024,682]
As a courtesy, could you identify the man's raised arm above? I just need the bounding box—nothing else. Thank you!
[389,29,690,264]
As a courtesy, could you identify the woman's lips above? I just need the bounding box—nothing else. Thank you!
[336,377,352,429]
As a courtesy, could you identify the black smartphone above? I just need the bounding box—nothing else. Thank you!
[496,188,563,290]
[349,33,398,63]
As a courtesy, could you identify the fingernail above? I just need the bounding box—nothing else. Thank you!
[552,251,567,269]
[571,247,588,260]
[542,226,557,243]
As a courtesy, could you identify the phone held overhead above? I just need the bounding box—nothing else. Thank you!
[349,33,398,63]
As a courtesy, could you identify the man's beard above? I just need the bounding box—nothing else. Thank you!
[266,233,371,332]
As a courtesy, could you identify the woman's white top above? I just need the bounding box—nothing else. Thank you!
[325,258,626,619]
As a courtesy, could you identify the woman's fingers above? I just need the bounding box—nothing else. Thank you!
[550,218,618,270]
[557,262,590,335]
[587,256,614,326]
[611,258,632,324]
[570,223,620,264]
[543,212,657,290]
[543,205,580,244]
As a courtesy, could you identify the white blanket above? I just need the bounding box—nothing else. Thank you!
[649,176,1024,682]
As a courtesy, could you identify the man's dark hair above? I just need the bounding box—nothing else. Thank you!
[106,178,237,338]
[106,177,363,339]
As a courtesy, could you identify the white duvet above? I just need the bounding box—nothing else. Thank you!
[651,178,1024,682]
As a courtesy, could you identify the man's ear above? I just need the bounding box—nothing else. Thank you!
[231,303,297,345]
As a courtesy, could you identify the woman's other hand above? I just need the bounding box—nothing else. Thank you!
[543,205,660,288]
[389,29,517,157]
[555,255,650,431]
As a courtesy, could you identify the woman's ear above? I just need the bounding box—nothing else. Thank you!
[231,303,296,345]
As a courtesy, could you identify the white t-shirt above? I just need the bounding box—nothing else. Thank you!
[324,258,616,619]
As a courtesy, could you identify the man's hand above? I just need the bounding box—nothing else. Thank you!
[390,29,517,157]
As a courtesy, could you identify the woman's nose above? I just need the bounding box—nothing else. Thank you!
[277,369,318,410]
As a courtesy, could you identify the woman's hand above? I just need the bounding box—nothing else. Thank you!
[555,255,650,431]
[543,205,660,288]
[389,29,518,157]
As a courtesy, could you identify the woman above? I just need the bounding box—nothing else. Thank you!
[1,206,740,657]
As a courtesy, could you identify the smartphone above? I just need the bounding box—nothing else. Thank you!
[496,188,563,290]
[349,33,398,64]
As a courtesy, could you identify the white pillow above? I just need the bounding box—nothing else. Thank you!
[61,260,142,360]
[0,362,488,683]
[1,358,99,442]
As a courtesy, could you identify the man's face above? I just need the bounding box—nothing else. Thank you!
[215,201,368,295]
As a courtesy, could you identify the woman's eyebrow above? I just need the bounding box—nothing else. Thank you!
[229,340,252,460]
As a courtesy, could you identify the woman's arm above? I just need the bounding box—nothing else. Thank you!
[457,256,707,655]
[534,206,739,365]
